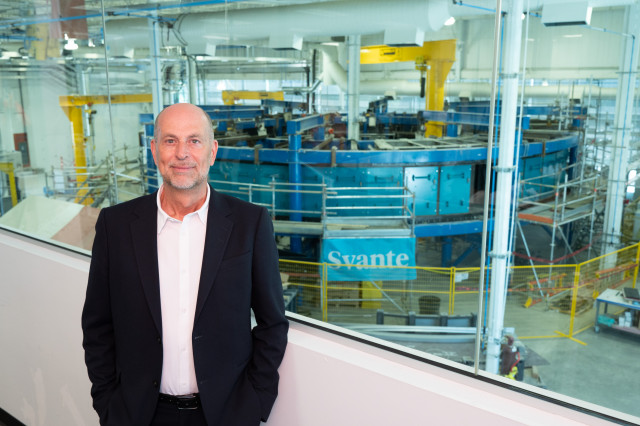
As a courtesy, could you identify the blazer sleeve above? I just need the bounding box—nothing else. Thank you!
[81,209,117,422]
[248,207,289,421]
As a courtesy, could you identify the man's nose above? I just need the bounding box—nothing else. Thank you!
[175,141,189,159]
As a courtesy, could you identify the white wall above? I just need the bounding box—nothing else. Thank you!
[1,227,637,425]
[23,71,75,170]
[0,78,23,154]
[458,8,624,81]
[0,229,93,425]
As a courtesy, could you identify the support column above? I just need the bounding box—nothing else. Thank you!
[603,4,640,255]
[149,16,164,187]
[289,133,302,253]
[485,0,523,375]
[347,35,361,141]
[149,17,164,119]
[442,237,453,267]
[188,56,198,105]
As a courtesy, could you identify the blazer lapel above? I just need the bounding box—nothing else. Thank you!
[195,188,233,322]
[131,193,162,334]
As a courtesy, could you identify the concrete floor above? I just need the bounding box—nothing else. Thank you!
[525,326,640,418]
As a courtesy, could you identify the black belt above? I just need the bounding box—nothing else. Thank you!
[158,393,201,410]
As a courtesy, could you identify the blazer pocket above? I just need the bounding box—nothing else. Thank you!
[218,250,252,270]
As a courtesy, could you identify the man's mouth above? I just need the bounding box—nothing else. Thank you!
[170,164,196,171]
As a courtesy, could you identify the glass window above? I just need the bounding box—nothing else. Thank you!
[1,0,639,421]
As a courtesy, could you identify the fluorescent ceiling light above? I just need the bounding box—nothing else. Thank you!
[563,34,583,38]
[444,17,455,26]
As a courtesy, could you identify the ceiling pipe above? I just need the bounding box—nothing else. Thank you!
[105,0,452,55]
[321,50,420,97]
[445,81,618,100]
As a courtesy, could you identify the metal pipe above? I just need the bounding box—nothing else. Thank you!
[288,133,302,253]
[485,0,523,375]
[603,3,640,258]
[347,35,361,141]
[474,0,503,376]
[188,55,198,104]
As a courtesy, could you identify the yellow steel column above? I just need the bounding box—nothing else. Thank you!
[449,266,456,314]
[568,264,581,338]
[633,242,640,288]
[0,162,18,207]
[322,263,328,322]
[61,106,91,205]
[423,58,454,138]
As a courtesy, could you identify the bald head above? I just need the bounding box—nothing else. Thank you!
[154,103,214,143]
[150,103,218,194]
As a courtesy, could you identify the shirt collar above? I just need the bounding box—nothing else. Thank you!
[156,184,210,234]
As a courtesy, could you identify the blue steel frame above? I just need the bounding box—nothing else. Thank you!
[143,109,580,253]
[215,133,580,165]
[286,114,326,253]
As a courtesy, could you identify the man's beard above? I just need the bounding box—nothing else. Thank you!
[162,171,208,190]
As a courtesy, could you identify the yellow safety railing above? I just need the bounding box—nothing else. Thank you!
[280,242,640,342]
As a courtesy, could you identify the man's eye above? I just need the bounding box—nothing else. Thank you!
[191,139,201,144]
[165,139,175,144]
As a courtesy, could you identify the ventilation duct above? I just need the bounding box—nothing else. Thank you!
[105,0,451,56]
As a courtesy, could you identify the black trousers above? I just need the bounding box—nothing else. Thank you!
[150,399,208,426]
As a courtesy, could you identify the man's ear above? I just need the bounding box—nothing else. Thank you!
[210,140,219,166]
[150,139,159,165]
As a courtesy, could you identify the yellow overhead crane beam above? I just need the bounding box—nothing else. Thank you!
[222,90,285,105]
[59,94,153,205]
[360,39,456,138]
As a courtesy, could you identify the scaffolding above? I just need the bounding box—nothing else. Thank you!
[514,86,615,307]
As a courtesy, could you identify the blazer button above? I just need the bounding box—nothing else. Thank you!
[157,337,162,344]
[153,381,158,388]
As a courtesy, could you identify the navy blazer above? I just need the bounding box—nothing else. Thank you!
[81,187,288,425]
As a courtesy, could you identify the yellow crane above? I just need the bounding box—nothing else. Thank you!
[222,90,284,105]
[59,94,152,204]
[360,39,456,138]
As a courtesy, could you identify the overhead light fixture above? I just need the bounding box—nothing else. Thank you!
[563,34,583,38]
[542,1,592,26]
[444,17,455,26]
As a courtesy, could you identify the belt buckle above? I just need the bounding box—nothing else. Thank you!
[176,394,199,411]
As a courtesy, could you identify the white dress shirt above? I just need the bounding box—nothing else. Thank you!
[156,184,210,396]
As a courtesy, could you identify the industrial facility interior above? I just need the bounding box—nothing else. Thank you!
[2,0,640,424]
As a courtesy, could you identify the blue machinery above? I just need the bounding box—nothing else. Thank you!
[141,100,582,260]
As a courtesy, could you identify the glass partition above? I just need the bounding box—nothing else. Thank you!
[0,0,639,421]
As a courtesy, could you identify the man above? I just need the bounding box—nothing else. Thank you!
[81,103,288,426]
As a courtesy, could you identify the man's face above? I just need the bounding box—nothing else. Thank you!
[151,104,218,192]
